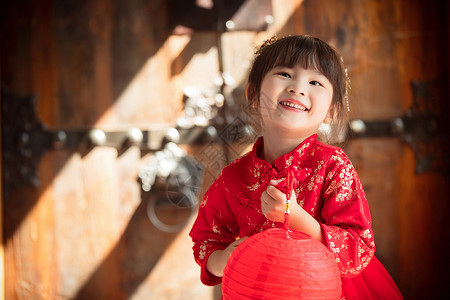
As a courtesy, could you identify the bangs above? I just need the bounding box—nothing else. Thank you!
[273,41,321,71]
[269,37,335,82]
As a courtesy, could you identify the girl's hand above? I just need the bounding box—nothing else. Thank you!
[206,237,247,277]
[224,237,247,258]
[262,179,325,244]
[261,179,297,222]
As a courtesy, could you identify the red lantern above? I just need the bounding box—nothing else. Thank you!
[222,228,342,300]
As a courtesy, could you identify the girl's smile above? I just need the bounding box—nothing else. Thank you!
[279,99,309,112]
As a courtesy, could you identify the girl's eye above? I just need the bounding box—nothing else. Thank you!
[310,80,323,87]
[277,72,291,78]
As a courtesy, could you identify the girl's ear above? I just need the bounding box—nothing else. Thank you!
[323,109,333,124]
[245,84,259,109]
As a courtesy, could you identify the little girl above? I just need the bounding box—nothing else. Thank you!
[189,35,403,299]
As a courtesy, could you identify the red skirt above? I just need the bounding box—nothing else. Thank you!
[341,257,403,299]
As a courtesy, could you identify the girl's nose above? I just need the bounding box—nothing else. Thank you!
[287,78,307,95]
[288,86,305,96]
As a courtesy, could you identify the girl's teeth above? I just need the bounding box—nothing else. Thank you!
[280,101,307,111]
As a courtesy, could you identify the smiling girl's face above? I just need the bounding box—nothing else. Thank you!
[258,64,333,139]
[246,36,347,139]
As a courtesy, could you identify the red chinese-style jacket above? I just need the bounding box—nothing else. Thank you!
[189,134,375,286]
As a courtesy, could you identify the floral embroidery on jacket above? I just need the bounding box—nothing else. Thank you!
[190,134,375,285]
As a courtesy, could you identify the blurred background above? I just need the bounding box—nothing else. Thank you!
[1,0,449,299]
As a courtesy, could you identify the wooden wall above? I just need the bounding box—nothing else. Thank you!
[1,50,4,300]
[1,0,449,299]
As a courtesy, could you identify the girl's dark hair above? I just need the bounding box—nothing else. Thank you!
[245,35,348,142]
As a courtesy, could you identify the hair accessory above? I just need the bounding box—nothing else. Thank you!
[255,34,278,55]
[341,56,351,112]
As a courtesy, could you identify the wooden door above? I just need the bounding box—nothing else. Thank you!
[1,0,448,299]
[291,1,449,299]
[288,1,449,299]
[1,1,190,299]
[0,30,4,295]
[1,0,269,299]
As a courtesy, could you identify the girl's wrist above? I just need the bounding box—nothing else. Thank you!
[206,249,227,277]
[289,204,324,243]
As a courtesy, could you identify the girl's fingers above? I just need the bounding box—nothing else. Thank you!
[270,179,284,185]
[266,184,285,200]
[261,191,267,204]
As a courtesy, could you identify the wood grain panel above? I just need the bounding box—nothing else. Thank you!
[2,1,448,299]
[394,1,449,298]
[285,1,448,298]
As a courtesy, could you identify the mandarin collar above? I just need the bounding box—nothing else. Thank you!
[252,134,317,173]
[241,134,316,195]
